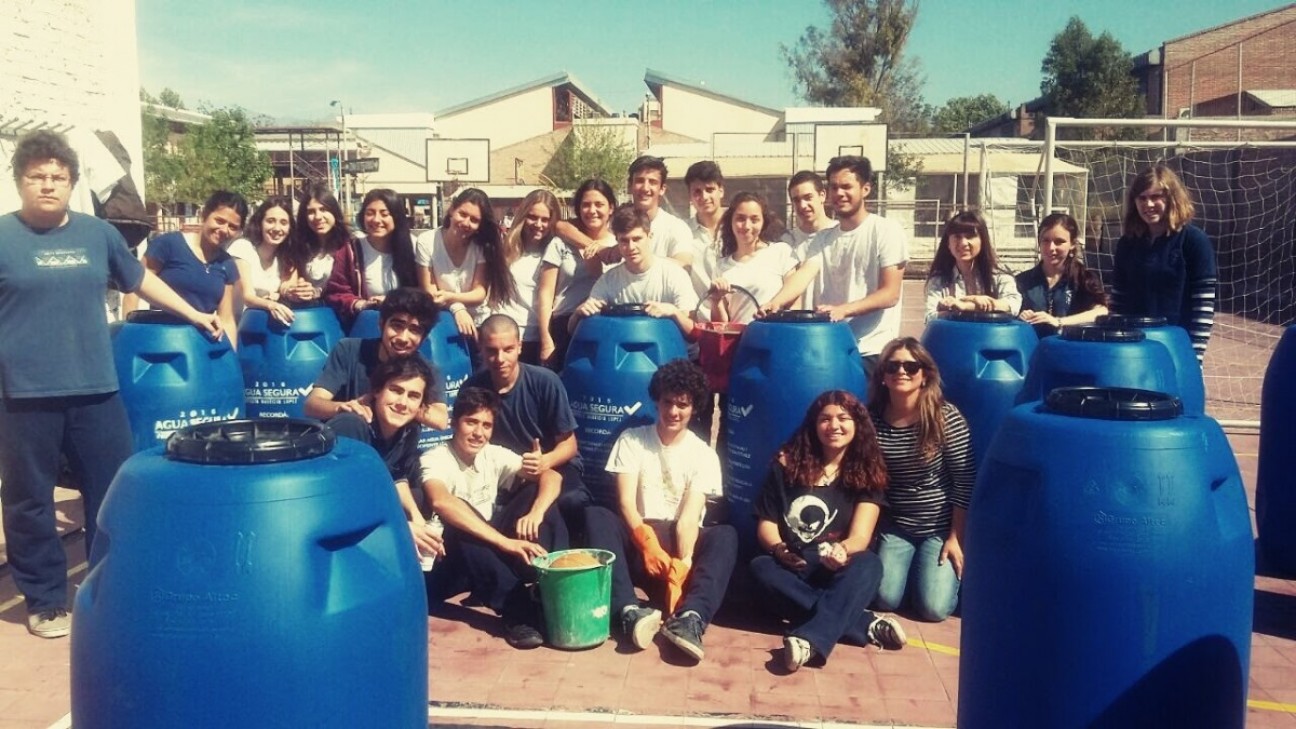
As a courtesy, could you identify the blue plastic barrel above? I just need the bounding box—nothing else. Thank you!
[70,420,428,728]
[350,308,473,448]
[238,303,344,419]
[112,311,244,452]
[960,387,1253,729]
[725,312,867,553]
[920,311,1036,465]
[1018,324,1180,406]
[561,304,688,505]
[1258,325,1296,574]
[1097,314,1206,415]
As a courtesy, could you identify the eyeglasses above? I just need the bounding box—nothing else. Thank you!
[22,173,72,188]
[881,360,923,376]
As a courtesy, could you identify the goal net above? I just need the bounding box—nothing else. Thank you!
[1043,119,1296,424]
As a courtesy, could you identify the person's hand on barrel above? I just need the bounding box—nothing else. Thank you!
[189,311,224,341]
[643,301,677,320]
[575,298,606,319]
[816,303,850,323]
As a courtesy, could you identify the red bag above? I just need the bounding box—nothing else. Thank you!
[691,284,758,393]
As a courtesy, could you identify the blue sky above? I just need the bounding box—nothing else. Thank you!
[137,0,1289,123]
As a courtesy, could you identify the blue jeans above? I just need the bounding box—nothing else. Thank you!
[873,526,960,621]
[749,549,883,660]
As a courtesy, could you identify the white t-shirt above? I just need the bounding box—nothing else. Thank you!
[419,442,522,522]
[646,208,692,262]
[686,217,722,300]
[587,257,699,313]
[225,238,282,298]
[606,424,722,522]
[304,252,334,290]
[783,220,839,262]
[493,249,545,341]
[803,214,908,356]
[714,242,798,324]
[359,236,398,297]
[415,228,488,323]
[542,234,615,317]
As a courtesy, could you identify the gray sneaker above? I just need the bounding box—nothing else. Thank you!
[27,608,71,639]
[661,611,705,662]
[867,615,907,650]
[621,606,662,651]
[783,635,814,672]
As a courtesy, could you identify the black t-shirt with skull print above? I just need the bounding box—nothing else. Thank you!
[754,464,883,552]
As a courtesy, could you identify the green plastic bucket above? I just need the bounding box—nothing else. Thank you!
[532,549,616,650]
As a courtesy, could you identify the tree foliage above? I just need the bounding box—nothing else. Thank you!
[931,94,1010,134]
[139,89,272,210]
[782,0,931,134]
[1040,17,1145,139]
[544,123,635,195]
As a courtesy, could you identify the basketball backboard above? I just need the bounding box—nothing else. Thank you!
[814,123,888,173]
[425,138,490,183]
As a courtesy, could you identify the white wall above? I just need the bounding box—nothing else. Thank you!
[436,87,553,150]
[1,0,143,200]
[661,86,781,143]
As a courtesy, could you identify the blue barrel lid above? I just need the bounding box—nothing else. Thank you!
[1044,386,1182,420]
[1096,314,1169,329]
[602,303,650,317]
[1060,324,1145,342]
[126,310,188,325]
[762,309,830,323]
[166,419,335,464]
[939,311,1014,323]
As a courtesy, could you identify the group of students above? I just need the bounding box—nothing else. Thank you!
[2,126,1217,657]
[922,164,1217,361]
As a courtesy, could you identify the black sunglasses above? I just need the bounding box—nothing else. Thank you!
[882,360,923,376]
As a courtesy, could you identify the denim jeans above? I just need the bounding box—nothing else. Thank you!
[873,526,960,621]
[749,548,884,660]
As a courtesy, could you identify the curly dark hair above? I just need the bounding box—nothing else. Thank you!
[379,287,439,331]
[648,358,709,409]
[778,390,888,493]
[11,130,79,184]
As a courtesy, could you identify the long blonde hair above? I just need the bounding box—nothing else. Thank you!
[505,189,561,262]
[866,337,948,460]
[1122,164,1195,237]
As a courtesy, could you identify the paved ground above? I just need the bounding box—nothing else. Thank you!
[1,281,1293,728]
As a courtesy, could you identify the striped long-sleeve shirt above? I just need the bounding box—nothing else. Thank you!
[1110,224,1218,361]
[870,402,975,538]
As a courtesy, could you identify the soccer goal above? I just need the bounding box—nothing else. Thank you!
[1039,117,1296,426]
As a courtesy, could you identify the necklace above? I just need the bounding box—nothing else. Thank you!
[818,463,840,486]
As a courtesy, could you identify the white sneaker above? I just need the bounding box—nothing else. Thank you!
[783,635,814,672]
[868,615,907,650]
[27,608,71,639]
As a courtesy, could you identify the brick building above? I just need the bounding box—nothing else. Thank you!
[1134,3,1296,120]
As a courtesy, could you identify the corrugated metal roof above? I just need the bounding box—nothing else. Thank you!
[893,138,1042,155]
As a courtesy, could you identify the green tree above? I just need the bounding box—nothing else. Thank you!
[1040,17,1145,139]
[782,0,931,134]
[173,106,273,203]
[139,88,184,210]
[932,94,1010,134]
[544,123,635,194]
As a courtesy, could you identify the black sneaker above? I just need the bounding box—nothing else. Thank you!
[503,622,544,649]
[620,605,662,650]
[661,611,705,662]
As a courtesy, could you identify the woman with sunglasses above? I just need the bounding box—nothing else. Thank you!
[865,337,974,622]
[751,390,907,672]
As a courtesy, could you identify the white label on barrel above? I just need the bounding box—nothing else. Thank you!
[153,407,241,442]
[245,382,312,408]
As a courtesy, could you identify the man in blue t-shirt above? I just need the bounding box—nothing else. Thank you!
[0,131,222,638]
[330,356,445,562]
[304,287,447,430]
[464,315,589,531]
